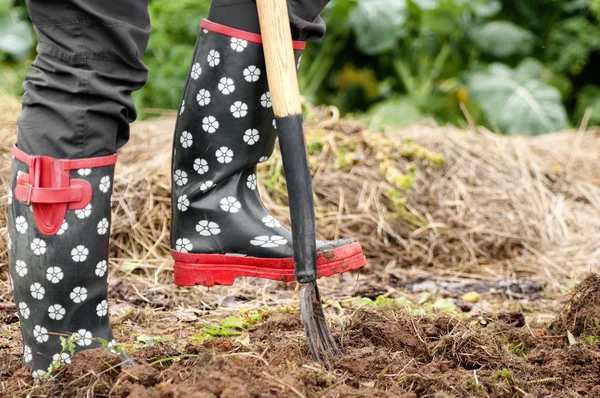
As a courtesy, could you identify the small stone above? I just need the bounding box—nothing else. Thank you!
[461,291,482,303]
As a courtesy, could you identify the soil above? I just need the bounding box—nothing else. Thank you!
[3,275,600,397]
[551,273,600,338]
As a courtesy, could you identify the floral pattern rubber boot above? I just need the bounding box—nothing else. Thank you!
[7,146,123,376]
[170,20,368,287]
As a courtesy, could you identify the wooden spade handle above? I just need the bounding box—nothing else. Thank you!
[256,0,302,117]
[257,0,318,284]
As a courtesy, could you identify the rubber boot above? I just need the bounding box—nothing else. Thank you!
[7,146,122,376]
[170,20,367,287]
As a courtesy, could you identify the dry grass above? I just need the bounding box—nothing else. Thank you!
[3,96,600,397]
[1,97,600,296]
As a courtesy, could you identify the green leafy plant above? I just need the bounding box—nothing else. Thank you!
[575,85,600,126]
[546,16,600,76]
[133,0,211,114]
[496,368,519,385]
[0,0,34,60]
[465,59,570,135]
[193,311,267,342]
[348,0,408,56]
[0,0,34,95]
[509,342,526,356]
[3,0,599,131]
[470,21,536,58]
[45,333,77,376]
[301,0,598,132]
[134,335,163,348]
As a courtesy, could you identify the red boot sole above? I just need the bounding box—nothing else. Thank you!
[171,242,367,287]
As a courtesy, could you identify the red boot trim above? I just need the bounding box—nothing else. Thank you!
[201,19,307,50]
[12,146,118,170]
[12,146,118,236]
[172,241,367,287]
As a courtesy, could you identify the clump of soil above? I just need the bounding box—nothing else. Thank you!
[552,273,600,337]
[345,309,428,356]
[431,317,513,370]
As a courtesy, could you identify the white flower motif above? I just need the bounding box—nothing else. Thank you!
[46,266,64,284]
[48,304,65,320]
[33,325,49,343]
[208,49,220,67]
[246,174,257,190]
[220,197,241,213]
[71,245,89,262]
[202,116,219,133]
[262,215,282,228]
[191,62,202,79]
[175,238,193,253]
[95,260,108,277]
[180,99,185,115]
[196,220,221,236]
[216,147,234,164]
[230,37,248,52]
[15,260,27,277]
[19,302,30,319]
[23,345,32,363]
[97,218,109,235]
[75,203,92,219]
[99,176,111,193]
[32,370,47,379]
[203,29,208,34]
[261,92,272,108]
[243,65,261,82]
[197,89,211,106]
[193,158,209,174]
[200,181,214,192]
[57,220,68,235]
[230,101,248,118]
[70,286,88,303]
[218,77,235,95]
[15,216,28,234]
[250,235,288,248]
[75,329,93,346]
[31,238,47,255]
[180,131,193,148]
[177,195,190,212]
[259,156,269,163]
[107,339,120,354]
[30,283,45,300]
[77,168,91,176]
[52,352,71,365]
[173,169,189,186]
[273,119,277,129]
[96,300,109,317]
[7,188,12,204]
[243,129,260,145]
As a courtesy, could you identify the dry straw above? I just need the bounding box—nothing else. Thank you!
[1,97,599,292]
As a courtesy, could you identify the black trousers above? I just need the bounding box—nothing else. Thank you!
[17,0,329,159]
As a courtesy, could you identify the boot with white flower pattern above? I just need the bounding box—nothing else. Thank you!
[7,146,123,376]
[170,20,367,287]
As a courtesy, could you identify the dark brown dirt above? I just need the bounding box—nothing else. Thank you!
[5,275,600,397]
[552,273,600,337]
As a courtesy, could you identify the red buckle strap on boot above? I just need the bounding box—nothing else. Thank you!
[12,146,117,236]
[200,20,307,50]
